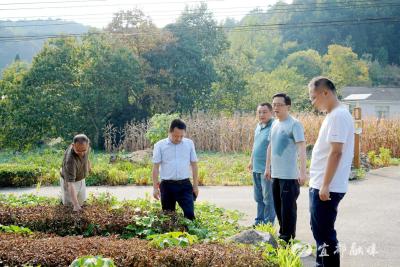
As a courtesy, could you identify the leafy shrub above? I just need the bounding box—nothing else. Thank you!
[122,213,162,239]
[86,192,118,206]
[41,167,61,185]
[255,223,306,267]
[106,168,129,185]
[70,255,115,267]
[198,167,206,185]
[0,224,32,235]
[145,113,180,145]
[86,167,108,186]
[122,211,191,240]
[353,168,366,180]
[131,167,152,185]
[148,231,198,249]
[255,223,278,239]
[262,242,302,267]
[86,167,130,186]
[113,160,136,172]
[368,147,392,167]
[367,151,377,165]
[379,147,392,166]
[84,166,149,186]
[184,202,244,241]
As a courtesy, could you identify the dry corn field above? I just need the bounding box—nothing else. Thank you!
[104,113,400,157]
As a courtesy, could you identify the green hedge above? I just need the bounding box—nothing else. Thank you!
[0,164,40,187]
[0,163,152,187]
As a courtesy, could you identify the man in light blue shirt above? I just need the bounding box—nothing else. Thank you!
[248,102,276,226]
[152,119,199,220]
[265,93,307,243]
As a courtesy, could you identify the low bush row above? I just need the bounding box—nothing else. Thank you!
[0,233,271,267]
[0,193,243,242]
[0,203,188,237]
[0,164,153,187]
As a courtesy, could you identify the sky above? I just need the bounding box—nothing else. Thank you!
[0,0,292,28]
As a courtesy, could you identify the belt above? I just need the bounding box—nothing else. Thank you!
[161,178,190,184]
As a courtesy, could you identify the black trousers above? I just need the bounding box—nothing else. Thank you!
[272,178,300,243]
[310,188,345,267]
[160,179,195,220]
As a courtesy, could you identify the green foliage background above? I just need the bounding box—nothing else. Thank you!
[1,1,400,149]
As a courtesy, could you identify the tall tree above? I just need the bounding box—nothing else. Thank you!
[0,33,143,149]
[283,49,323,80]
[144,3,228,113]
[76,33,143,147]
[243,65,308,111]
[369,60,400,87]
[210,52,249,113]
[106,8,172,57]
[4,37,81,149]
[322,45,370,91]
[0,60,30,148]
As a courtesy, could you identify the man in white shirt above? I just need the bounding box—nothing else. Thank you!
[308,77,355,267]
[152,119,199,220]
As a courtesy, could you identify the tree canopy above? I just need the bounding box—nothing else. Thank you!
[1,2,399,149]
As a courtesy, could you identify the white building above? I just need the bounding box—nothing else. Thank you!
[341,87,400,119]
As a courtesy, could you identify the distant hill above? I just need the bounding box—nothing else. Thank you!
[0,19,90,75]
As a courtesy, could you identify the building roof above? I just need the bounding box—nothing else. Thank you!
[343,94,371,101]
[342,87,400,101]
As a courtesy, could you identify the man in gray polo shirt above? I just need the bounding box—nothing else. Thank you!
[152,119,199,220]
[265,93,307,243]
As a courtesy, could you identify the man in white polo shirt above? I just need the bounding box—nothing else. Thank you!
[152,119,199,220]
[308,77,355,267]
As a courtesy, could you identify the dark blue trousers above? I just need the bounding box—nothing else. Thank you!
[310,188,345,267]
[160,179,195,220]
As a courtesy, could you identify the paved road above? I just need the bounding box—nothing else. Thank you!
[1,166,399,267]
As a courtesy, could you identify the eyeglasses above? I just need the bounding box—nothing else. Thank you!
[272,103,286,108]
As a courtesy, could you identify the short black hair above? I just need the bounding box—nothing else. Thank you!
[272,93,291,106]
[73,134,89,144]
[169,119,186,132]
[258,102,273,111]
[308,76,336,93]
